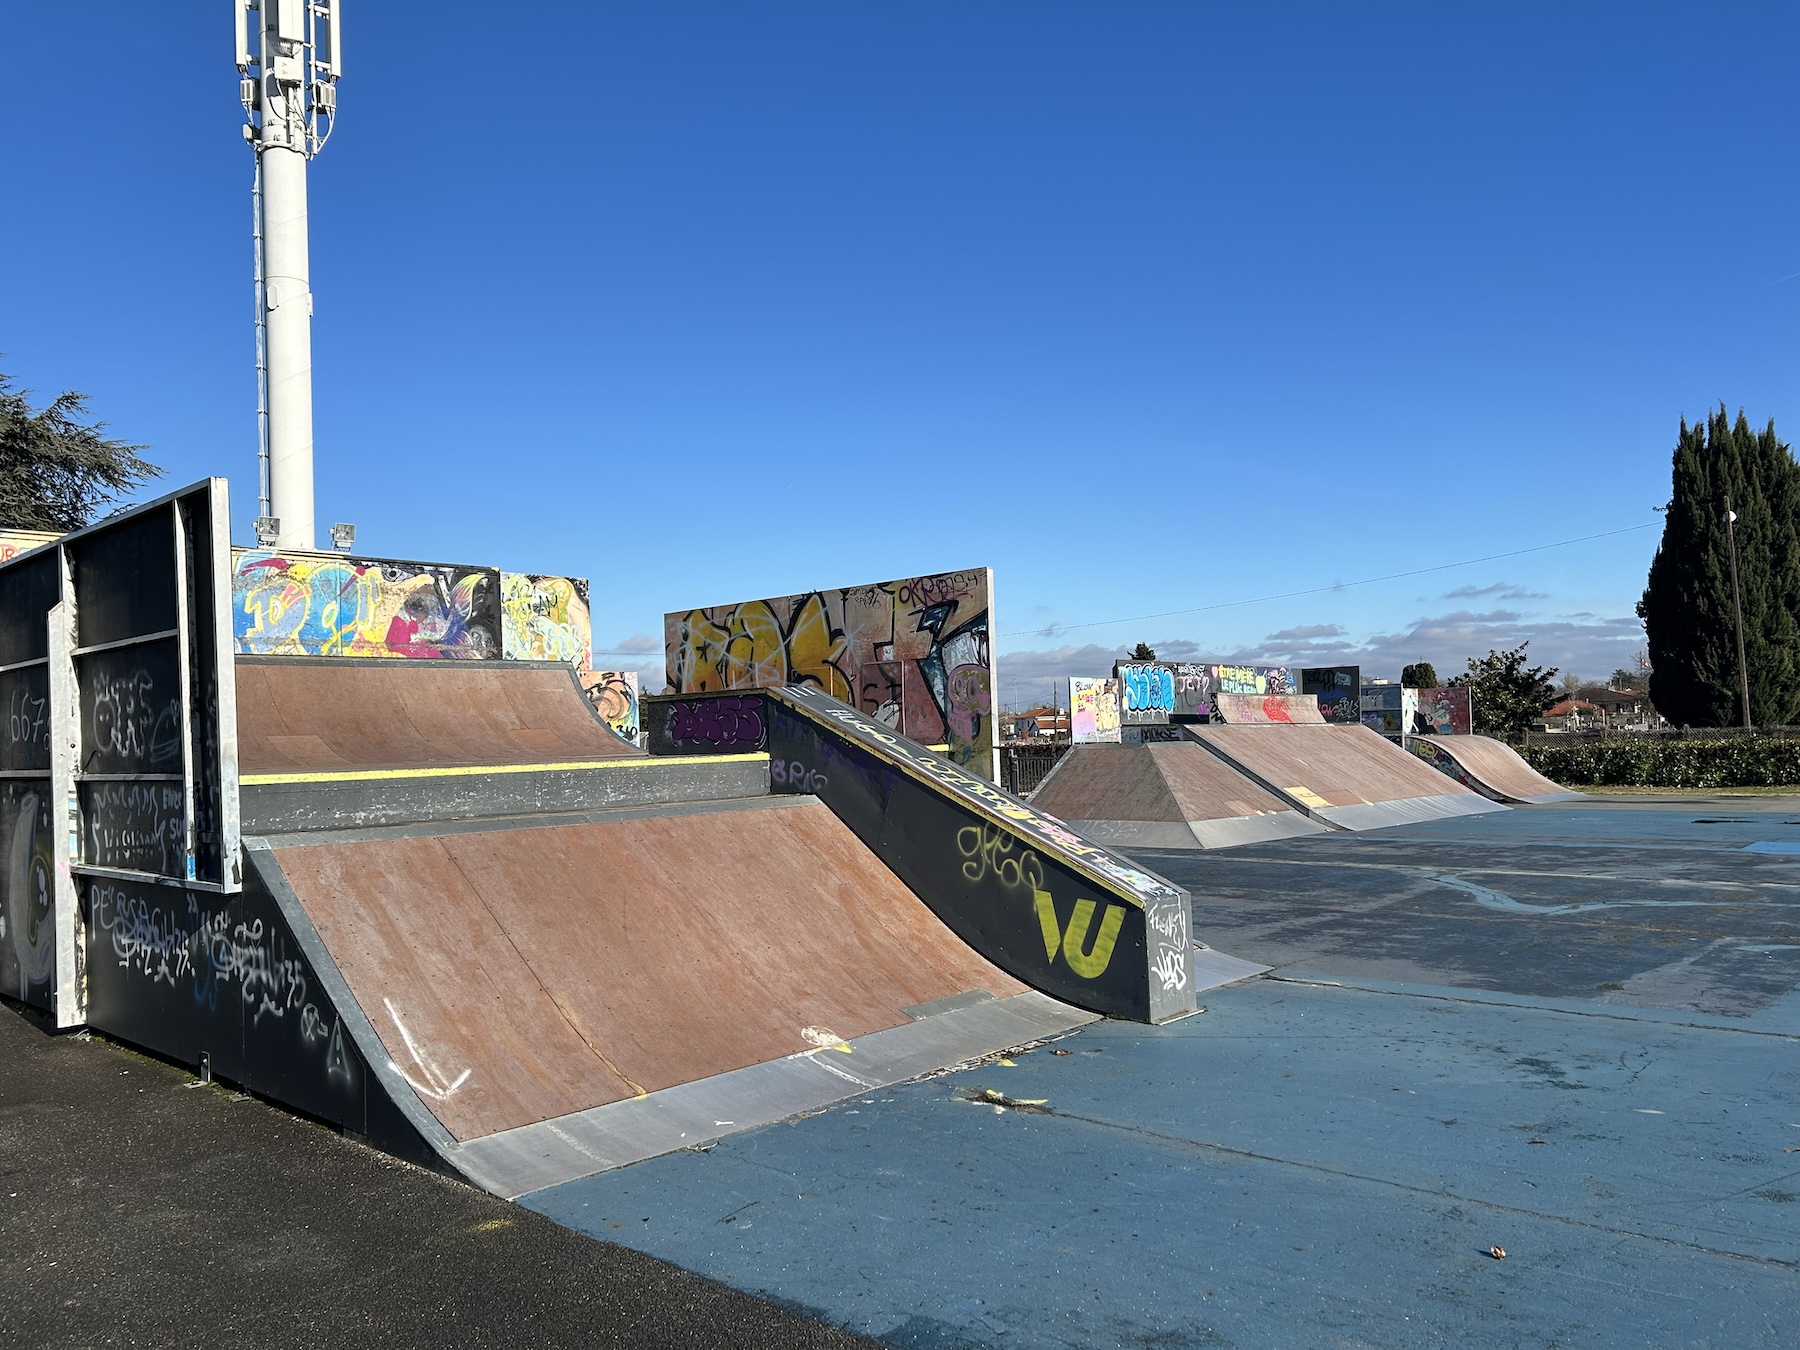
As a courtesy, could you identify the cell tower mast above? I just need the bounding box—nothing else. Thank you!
[236,1,340,551]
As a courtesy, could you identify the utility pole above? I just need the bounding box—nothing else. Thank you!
[237,1,341,551]
[1724,493,1753,731]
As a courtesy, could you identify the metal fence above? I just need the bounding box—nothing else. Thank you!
[1001,742,1074,796]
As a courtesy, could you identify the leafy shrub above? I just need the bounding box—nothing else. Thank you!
[1522,736,1800,787]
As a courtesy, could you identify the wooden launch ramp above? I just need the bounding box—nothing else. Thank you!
[1409,734,1583,804]
[1190,723,1510,830]
[182,660,1213,1196]
[1029,743,1327,850]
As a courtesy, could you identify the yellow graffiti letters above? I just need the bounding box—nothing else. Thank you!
[1033,891,1125,979]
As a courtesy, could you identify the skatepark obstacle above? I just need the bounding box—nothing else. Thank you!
[1408,734,1582,804]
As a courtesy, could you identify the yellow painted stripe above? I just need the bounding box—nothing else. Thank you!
[242,752,768,786]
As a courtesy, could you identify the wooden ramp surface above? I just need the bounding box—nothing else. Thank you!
[1193,724,1509,829]
[1412,734,1583,804]
[1032,744,1324,849]
[237,657,641,773]
[272,800,1025,1143]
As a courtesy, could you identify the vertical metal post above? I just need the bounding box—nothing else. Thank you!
[1725,493,1753,731]
[171,502,198,881]
[47,549,83,1028]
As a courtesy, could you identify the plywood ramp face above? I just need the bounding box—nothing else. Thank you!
[1198,724,1482,806]
[1412,734,1582,804]
[1146,744,1307,822]
[1030,743,1324,850]
[273,802,1024,1142]
[1031,747,1186,823]
[236,658,642,774]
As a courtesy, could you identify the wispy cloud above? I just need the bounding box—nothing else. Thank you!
[601,634,660,655]
[1265,623,1345,641]
[996,610,1645,690]
[1443,581,1548,601]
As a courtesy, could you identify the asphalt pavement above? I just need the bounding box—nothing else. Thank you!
[0,999,875,1350]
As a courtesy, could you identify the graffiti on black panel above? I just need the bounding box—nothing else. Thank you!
[1,786,55,1001]
[88,881,354,1081]
[84,782,185,876]
[955,823,1125,981]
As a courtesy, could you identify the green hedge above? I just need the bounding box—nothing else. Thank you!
[1520,736,1800,788]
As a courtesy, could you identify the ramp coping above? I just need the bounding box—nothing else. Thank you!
[774,686,1181,911]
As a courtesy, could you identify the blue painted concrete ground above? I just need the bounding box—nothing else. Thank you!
[524,801,1800,1347]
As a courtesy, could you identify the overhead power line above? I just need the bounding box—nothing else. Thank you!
[1000,521,1657,640]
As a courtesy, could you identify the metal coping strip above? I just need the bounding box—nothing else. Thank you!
[0,656,49,675]
[71,628,180,658]
[77,773,184,783]
[241,752,768,786]
[773,689,1174,909]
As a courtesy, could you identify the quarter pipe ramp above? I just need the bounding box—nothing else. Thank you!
[1409,734,1582,804]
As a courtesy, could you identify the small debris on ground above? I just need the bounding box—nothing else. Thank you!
[1488,1245,1508,1260]
[957,1088,1052,1115]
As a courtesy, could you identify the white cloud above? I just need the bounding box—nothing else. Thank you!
[1443,581,1549,601]
[598,633,660,655]
[997,609,1646,690]
[1265,623,1346,641]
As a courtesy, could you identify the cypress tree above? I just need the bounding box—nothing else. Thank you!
[1637,408,1800,726]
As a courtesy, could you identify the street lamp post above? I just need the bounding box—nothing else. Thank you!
[1724,493,1753,731]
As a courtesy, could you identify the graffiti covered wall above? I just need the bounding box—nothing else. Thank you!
[501,573,592,668]
[1301,666,1362,725]
[1068,678,1122,744]
[580,669,640,742]
[664,567,996,777]
[1115,664,1175,725]
[1413,686,1473,736]
[0,529,59,564]
[1113,662,1292,723]
[233,550,501,659]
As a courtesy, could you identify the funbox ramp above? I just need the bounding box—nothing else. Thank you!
[1408,734,1583,804]
[1191,723,1510,830]
[1027,744,1327,850]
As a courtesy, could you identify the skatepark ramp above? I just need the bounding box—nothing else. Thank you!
[1027,744,1326,850]
[1192,723,1509,829]
[14,483,1221,1194]
[1409,734,1582,804]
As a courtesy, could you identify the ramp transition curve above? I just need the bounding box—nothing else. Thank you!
[1409,734,1582,804]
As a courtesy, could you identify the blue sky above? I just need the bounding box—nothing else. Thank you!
[6,4,1797,701]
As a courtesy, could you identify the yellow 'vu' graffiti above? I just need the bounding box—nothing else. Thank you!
[956,824,1124,979]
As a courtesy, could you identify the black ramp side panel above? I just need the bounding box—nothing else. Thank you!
[767,699,892,851]
[82,873,435,1167]
[766,686,1193,1023]
[71,508,178,648]
[643,693,771,757]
